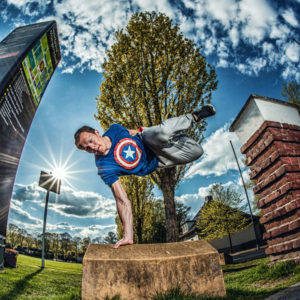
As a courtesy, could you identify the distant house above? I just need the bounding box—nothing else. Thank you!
[179,196,266,253]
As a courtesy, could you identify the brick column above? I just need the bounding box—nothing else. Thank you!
[241,120,300,263]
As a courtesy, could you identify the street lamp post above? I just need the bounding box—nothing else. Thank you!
[230,140,260,250]
[39,171,61,268]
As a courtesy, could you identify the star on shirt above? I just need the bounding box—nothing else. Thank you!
[124,146,135,159]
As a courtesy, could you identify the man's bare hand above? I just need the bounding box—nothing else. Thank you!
[114,238,134,249]
[128,129,138,136]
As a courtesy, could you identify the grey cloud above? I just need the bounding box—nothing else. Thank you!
[13,183,115,218]
[9,203,40,225]
[60,206,93,216]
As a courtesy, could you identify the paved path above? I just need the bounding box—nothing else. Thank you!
[264,282,300,300]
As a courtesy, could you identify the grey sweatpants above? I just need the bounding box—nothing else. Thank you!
[139,114,203,168]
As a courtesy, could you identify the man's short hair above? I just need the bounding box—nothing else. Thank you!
[74,125,96,150]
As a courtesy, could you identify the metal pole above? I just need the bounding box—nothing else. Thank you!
[230,140,260,250]
[41,188,50,268]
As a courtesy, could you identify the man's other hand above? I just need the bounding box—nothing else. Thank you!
[128,129,138,136]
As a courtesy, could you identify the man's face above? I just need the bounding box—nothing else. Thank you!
[78,130,107,155]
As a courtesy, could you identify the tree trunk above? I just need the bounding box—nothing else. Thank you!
[161,168,178,242]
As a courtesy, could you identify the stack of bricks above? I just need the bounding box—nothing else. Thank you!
[241,120,300,263]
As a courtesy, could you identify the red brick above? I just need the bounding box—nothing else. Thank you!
[268,233,300,245]
[289,219,300,231]
[263,231,271,239]
[293,238,300,249]
[286,198,300,212]
[265,211,300,231]
[257,199,265,209]
[245,130,300,165]
[249,147,300,179]
[267,232,300,247]
[262,192,298,214]
[265,220,280,231]
[265,247,273,255]
[258,178,300,207]
[260,207,286,224]
[270,250,300,263]
[261,193,300,223]
[275,241,294,253]
[253,164,287,194]
[241,121,300,154]
[270,224,289,238]
[267,236,284,246]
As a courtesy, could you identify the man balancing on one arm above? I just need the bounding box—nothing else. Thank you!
[74,105,216,248]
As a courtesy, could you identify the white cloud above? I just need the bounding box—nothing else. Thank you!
[229,27,239,48]
[217,59,229,68]
[204,0,238,29]
[247,58,267,76]
[2,0,299,80]
[285,42,300,63]
[282,8,299,27]
[185,123,244,178]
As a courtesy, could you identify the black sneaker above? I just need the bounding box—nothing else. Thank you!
[192,104,216,122]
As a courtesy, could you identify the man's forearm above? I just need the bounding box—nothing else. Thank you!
[115,196,133,239]
[111,180,134,247]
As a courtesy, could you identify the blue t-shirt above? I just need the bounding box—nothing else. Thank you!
[95,124,158,186]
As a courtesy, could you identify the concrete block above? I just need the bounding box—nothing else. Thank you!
[82,240,226,300]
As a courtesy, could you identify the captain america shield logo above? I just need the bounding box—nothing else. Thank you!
[114,138,142,169]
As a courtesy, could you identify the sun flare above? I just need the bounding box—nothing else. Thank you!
[52,167,67,180]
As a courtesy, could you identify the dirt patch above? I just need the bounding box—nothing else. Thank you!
[250,275,293,289]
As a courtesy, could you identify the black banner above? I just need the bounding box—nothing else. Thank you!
[0,21,61,238]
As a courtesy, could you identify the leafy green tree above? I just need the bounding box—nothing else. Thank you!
[96,11,218,242]
[6,224,20,248]
[144,199,167,243]
[25,233,35,250]
[44,232,52,255]
[197,183,249,253]
[17,228,27,248]
[59,232,72,258]
[281,81,300,111]
[80,237,91,255]
[73,236,82,258]
[103,232,118,244]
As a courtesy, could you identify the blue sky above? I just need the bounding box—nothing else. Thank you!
[1,0,299,241]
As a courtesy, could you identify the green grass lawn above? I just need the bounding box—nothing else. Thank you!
[0,254,299,299]
[0,255,82,300]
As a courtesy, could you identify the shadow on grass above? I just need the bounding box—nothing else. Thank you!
[224,287,277,300]
[0,268,43,300]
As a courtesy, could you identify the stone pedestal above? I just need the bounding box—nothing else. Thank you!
[82,240,226,300]
[230,94,300,264]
